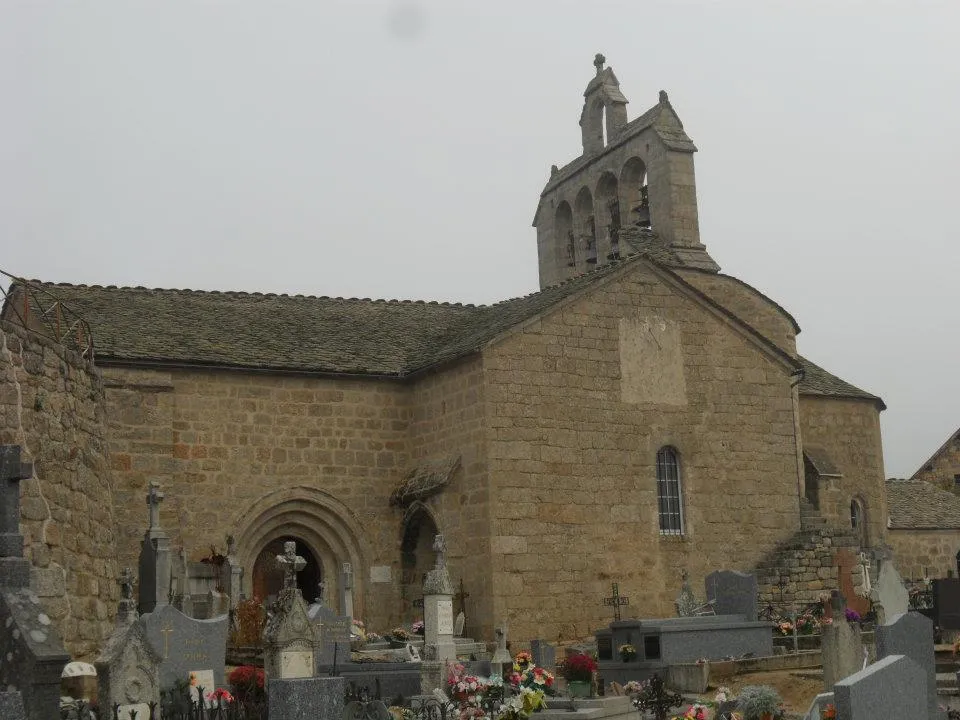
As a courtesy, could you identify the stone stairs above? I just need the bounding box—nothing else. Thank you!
[799,499,827,532]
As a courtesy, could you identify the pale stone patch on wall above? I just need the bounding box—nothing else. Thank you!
[618,314,686,405]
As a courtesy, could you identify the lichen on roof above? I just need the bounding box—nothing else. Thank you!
[886,479,960,529]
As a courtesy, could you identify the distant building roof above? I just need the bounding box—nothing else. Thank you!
[910,426,960,480]
[886,479,960,530]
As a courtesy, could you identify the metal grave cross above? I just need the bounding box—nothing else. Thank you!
[603,582,630,621]
[455,577,471,615]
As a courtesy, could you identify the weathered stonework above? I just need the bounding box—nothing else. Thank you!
[912,429,960,493]
[0,321,118,658]
[887,530,960,580]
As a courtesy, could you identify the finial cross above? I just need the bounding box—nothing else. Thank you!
[119,567,134,601]
[146,481,164,529]
[276,541,306,589]
[432,534,447,567]
[603,582,630,621]
[593,53,606,75]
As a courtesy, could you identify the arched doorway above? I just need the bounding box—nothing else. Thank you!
[252,537,322,606]
[400,504,438,621]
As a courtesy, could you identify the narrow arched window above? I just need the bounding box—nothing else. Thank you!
[656,447,684,535]
[850,499,862,530]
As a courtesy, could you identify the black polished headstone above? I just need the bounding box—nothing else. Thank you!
[705,570,758,621]
[933,578,960,630]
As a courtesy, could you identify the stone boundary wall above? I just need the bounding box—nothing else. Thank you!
[887,528,960,580]
[0,320,118,659]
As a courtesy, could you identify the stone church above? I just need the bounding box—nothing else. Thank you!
[1,57,889,658]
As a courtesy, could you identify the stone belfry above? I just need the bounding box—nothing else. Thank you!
[533,54,719,288]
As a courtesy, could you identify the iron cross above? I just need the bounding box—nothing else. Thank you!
[603,582,630,621]
[455,577,471,615]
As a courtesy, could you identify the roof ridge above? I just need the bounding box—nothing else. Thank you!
[21,279,477,308]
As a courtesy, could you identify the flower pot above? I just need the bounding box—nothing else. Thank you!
[620,652,637,663]
[567,680,591,698]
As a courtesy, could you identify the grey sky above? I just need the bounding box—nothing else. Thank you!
[2,1,957,479]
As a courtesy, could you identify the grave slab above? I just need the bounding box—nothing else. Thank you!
[0,691,26,720]
[834,654,927,720]
[268,676,344,720]
[875,611,938,720]
[139,603,228,692]
[705,570,758,621]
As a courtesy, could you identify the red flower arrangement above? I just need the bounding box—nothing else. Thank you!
[560,653,597,682]
[228,665,265,701]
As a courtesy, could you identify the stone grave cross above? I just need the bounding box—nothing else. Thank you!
[0,445,33,589]
[276,541,306,590]
[146,481,164,530]
[603,582,630,622]
[593,53,606,75]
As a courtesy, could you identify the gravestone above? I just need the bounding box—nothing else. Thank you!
[138,481,172,615]
[531,639,556,669]
[262,542,319,680]
[705,570,758,621]
[870,561,910,625]
[420,534,455,694]
[0,445,70,720]
[833,654,927,720]
[0,691,26,720]
[490,625,511,670]
[933,578,960,631]
[96,568,161,718]
[454,611,465,637]
[834,548,870,616]
[223,535,244,609]
[340,562,354,620]
[875,611,939,720]
[140,602,229,692]
[308,603,352,668]
[821,591,863,690]
[268,676,345,720]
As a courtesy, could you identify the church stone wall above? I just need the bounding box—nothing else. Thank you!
[798,396,887,548]
[408,356,491,638]
[102,367,411,631]
[0,320,118,659]
[887,529,960,581]
[482,263,802,644]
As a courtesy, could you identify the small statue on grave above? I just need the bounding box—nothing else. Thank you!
[491,624,511,666]
[146,481,164,529]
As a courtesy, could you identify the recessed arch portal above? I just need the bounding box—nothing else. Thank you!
[232,486,368,617]
[400,502,440,621]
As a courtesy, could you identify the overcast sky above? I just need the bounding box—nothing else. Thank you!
[2,1,957,479]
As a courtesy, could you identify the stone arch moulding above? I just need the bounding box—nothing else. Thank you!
[232,486,369,615]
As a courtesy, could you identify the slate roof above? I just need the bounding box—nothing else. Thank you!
[886,479,960,530]
[4,257,879,408]
[910,426,960,480]
[796,355,885,409]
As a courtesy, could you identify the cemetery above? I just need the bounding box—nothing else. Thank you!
[2,440,960,719]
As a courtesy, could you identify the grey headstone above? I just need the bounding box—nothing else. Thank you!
[530,639,556,669]
[871,562,909,623]
[0,691,26,720]
[137,482,171,615]
[308,603,352,667]
[705,570,758,621]
[0,587,70,720]
[268,676,344,720]
[139,603,228,692]
[802,692,835,720]
[875,611,938,720]
[821,612,863,689]
[834,654,927,720]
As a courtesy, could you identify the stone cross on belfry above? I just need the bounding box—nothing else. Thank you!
[593,53,606,75]
[276,541,306,589]
[146,481,164,529]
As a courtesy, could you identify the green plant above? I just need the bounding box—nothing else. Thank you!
[736,685,785,720]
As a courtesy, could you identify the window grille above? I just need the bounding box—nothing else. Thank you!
[656,447,683,535]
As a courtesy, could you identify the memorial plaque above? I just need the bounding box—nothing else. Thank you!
[370,565,392,583]
[437,599,454,635]
[189,669,216,704]
[280,650,314,679]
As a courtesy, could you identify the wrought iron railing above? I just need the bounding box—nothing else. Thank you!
[0,268,94,360]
